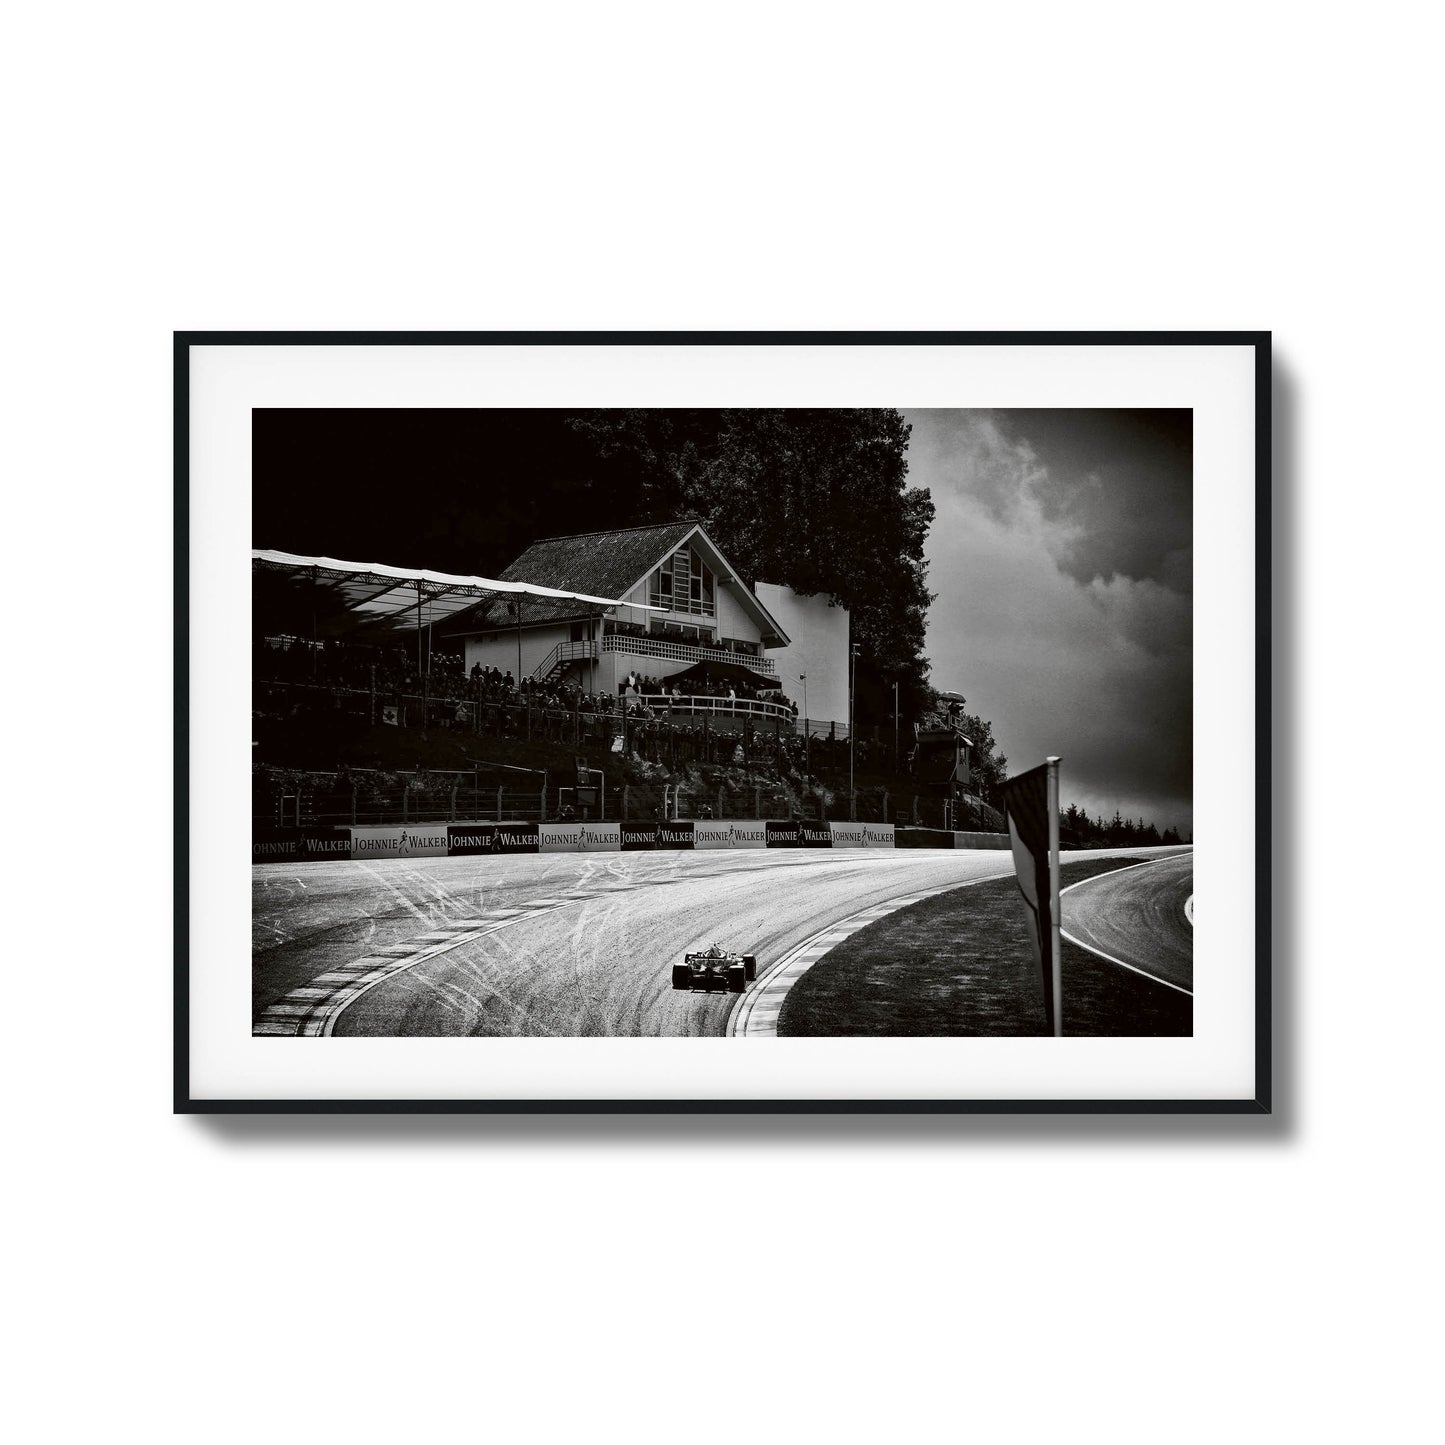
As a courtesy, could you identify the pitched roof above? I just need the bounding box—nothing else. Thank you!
[496,521,697,598]
[445,520,790,645]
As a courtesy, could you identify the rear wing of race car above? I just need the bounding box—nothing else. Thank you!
[671,952,758,993]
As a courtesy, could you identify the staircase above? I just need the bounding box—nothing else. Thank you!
[530,640,598,683]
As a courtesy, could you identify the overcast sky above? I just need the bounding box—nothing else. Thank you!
[902,409,1193,835]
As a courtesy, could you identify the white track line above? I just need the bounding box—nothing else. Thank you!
[1058,855,1193,997]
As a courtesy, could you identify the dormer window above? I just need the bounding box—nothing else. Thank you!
[649,543,715,617]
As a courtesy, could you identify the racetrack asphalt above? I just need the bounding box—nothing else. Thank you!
[253,846,1188,1037]
[1059,852,1194,993]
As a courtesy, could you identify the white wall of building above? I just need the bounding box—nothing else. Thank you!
[754,583,849,724]
[464,624,572,685]
[713,580,756,644]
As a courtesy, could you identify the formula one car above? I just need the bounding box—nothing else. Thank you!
[672,944,758,993]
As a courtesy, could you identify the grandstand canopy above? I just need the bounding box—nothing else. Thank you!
[253,549,659,641]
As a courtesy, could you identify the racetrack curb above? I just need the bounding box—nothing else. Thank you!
[726,876,1002,1037]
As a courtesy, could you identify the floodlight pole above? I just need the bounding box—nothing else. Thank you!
[893,680,899,771]
[849,644,860,819]
[800,673,809,777]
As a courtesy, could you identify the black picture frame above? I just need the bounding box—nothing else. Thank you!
[177,330,1270,1115]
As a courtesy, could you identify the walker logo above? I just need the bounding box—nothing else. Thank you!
[253,831,301,860]
[538,822,622,853]
[300,828,352,860]
[829,822,896,849]
[655,820,695,850]
[447,823,540,855]
[350,826,449,858]
[621,821,662,851]
[693,820,768,849]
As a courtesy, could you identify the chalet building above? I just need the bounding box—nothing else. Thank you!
[446,524,855,711]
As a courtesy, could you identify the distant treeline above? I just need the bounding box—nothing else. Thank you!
[1063,804,1186,848]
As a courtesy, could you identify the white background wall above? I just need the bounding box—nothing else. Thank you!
[464,622,570,681]
[8,7,1441,1445]
[756,581,850,722]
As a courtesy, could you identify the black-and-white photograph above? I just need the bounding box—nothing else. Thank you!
[251,403,1193,1040]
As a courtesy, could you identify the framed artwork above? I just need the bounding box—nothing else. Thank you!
[178,331,1269,1113]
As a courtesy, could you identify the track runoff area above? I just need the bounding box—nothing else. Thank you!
[252,827,1192,1038]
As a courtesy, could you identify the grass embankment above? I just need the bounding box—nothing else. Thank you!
[777,856,1192,1037]
[255,715,944,821]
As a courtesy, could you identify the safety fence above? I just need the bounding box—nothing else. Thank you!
[255,769,977,832]
[255,679,861,747]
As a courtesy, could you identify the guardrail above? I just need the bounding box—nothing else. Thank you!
[253,818,902,862]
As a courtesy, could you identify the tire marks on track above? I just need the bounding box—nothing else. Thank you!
[253,880,652,1036]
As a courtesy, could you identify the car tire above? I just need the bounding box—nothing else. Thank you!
[742,953,757,982]
[671,962,690,990]
[727,964,746,993]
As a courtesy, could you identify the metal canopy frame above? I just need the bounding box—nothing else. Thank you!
[252,549,658,627]
[253,548,665,676]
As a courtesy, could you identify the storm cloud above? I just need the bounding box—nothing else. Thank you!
[904,409,1193,834]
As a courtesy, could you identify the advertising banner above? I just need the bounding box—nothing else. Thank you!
[621,821,662,851]
[299,827,353,861]
[692,820,769,849]
[538,822,622,853]
[252,828,354,863]
[448,823,541,855]
[253,829,302,862]
[828,822,896,849]
[654,820,696,850]
[768,819,833,848]
[350,825,450,858]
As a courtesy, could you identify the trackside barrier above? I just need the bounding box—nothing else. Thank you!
[894,828,1009,850]
[538,822,623,853]
[693,820,769,849]
[252,827,353,862]
[253,819,958,862]
[622,821,698,850]
[829,822,895,848]
[350,825,449,858]
[449,823,541,855]
[765,820,833,848]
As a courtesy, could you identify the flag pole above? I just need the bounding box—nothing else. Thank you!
[1046,755,1062,1037]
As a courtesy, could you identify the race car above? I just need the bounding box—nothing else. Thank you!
[672,943,758,993]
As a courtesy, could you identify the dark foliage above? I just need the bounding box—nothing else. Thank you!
[253,407,936,726]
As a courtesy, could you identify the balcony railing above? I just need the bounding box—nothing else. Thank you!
[605,634,776,674]
[532,636,778,680]
[641,694,797,724]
